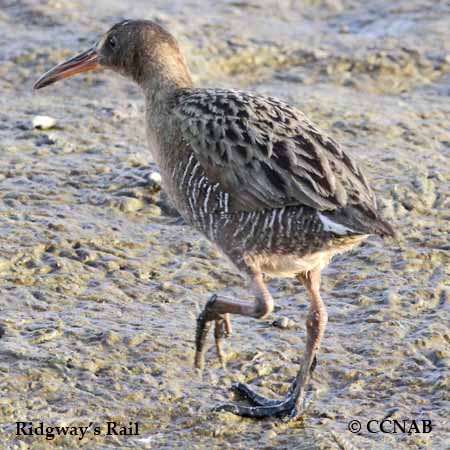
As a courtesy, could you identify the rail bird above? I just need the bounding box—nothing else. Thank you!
[34,20,394,420]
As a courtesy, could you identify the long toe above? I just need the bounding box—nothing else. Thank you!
[232,382,283,407]
[215,396,304,420]
[194,312,213,369]
[214,318,228,366]
[195,297,234,368]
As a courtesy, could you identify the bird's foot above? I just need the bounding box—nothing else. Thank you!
[215,393,303,421]
[214,381,312,421]
[195,295,232,369]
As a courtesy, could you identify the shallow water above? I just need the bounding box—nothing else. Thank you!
[0,1,449,449]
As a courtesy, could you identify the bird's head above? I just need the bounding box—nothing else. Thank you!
[34,20,191,90]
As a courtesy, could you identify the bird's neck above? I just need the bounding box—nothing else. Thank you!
[141,57,194,178]
[139,44,193,104]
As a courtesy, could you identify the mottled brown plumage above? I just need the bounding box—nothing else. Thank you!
[174,88,393,236]
[34,19,394,420]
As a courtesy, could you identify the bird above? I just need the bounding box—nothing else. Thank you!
[34,19,394,420]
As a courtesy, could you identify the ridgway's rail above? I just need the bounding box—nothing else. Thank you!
[34,19,394,420]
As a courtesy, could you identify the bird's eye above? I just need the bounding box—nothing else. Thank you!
[108,36,118,50]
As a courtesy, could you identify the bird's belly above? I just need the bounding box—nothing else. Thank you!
[255,235,367,278]
[257,252,331,278]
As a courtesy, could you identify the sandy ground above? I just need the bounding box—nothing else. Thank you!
[0,1,449,449]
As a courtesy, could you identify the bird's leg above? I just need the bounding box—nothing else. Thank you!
[217,270,328,420]
[195,271,273,369]
[289,270,327,418]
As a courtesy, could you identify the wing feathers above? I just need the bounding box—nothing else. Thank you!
[174,89,383,231]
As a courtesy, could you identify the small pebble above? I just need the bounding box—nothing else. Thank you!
[255,363,272,377]
[264,430,277,440]
[0,258,10,272]
[272,317,294,329]
[126,332,147,347]
[32,115,57,130]
[104,330,121,345]
[120,197,144,212]
[149,171,161,185]
[105,260,121,272]
[75,248,97,263]
[31,328,62,344]
[148,204,162,216]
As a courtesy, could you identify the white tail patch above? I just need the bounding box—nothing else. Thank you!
[317,212,355,235]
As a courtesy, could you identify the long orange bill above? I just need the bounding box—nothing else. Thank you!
[33,48,100,90]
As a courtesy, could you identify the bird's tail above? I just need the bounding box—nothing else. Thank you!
[321,206,395,238]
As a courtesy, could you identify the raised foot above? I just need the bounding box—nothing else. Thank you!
[195,295,232,369]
